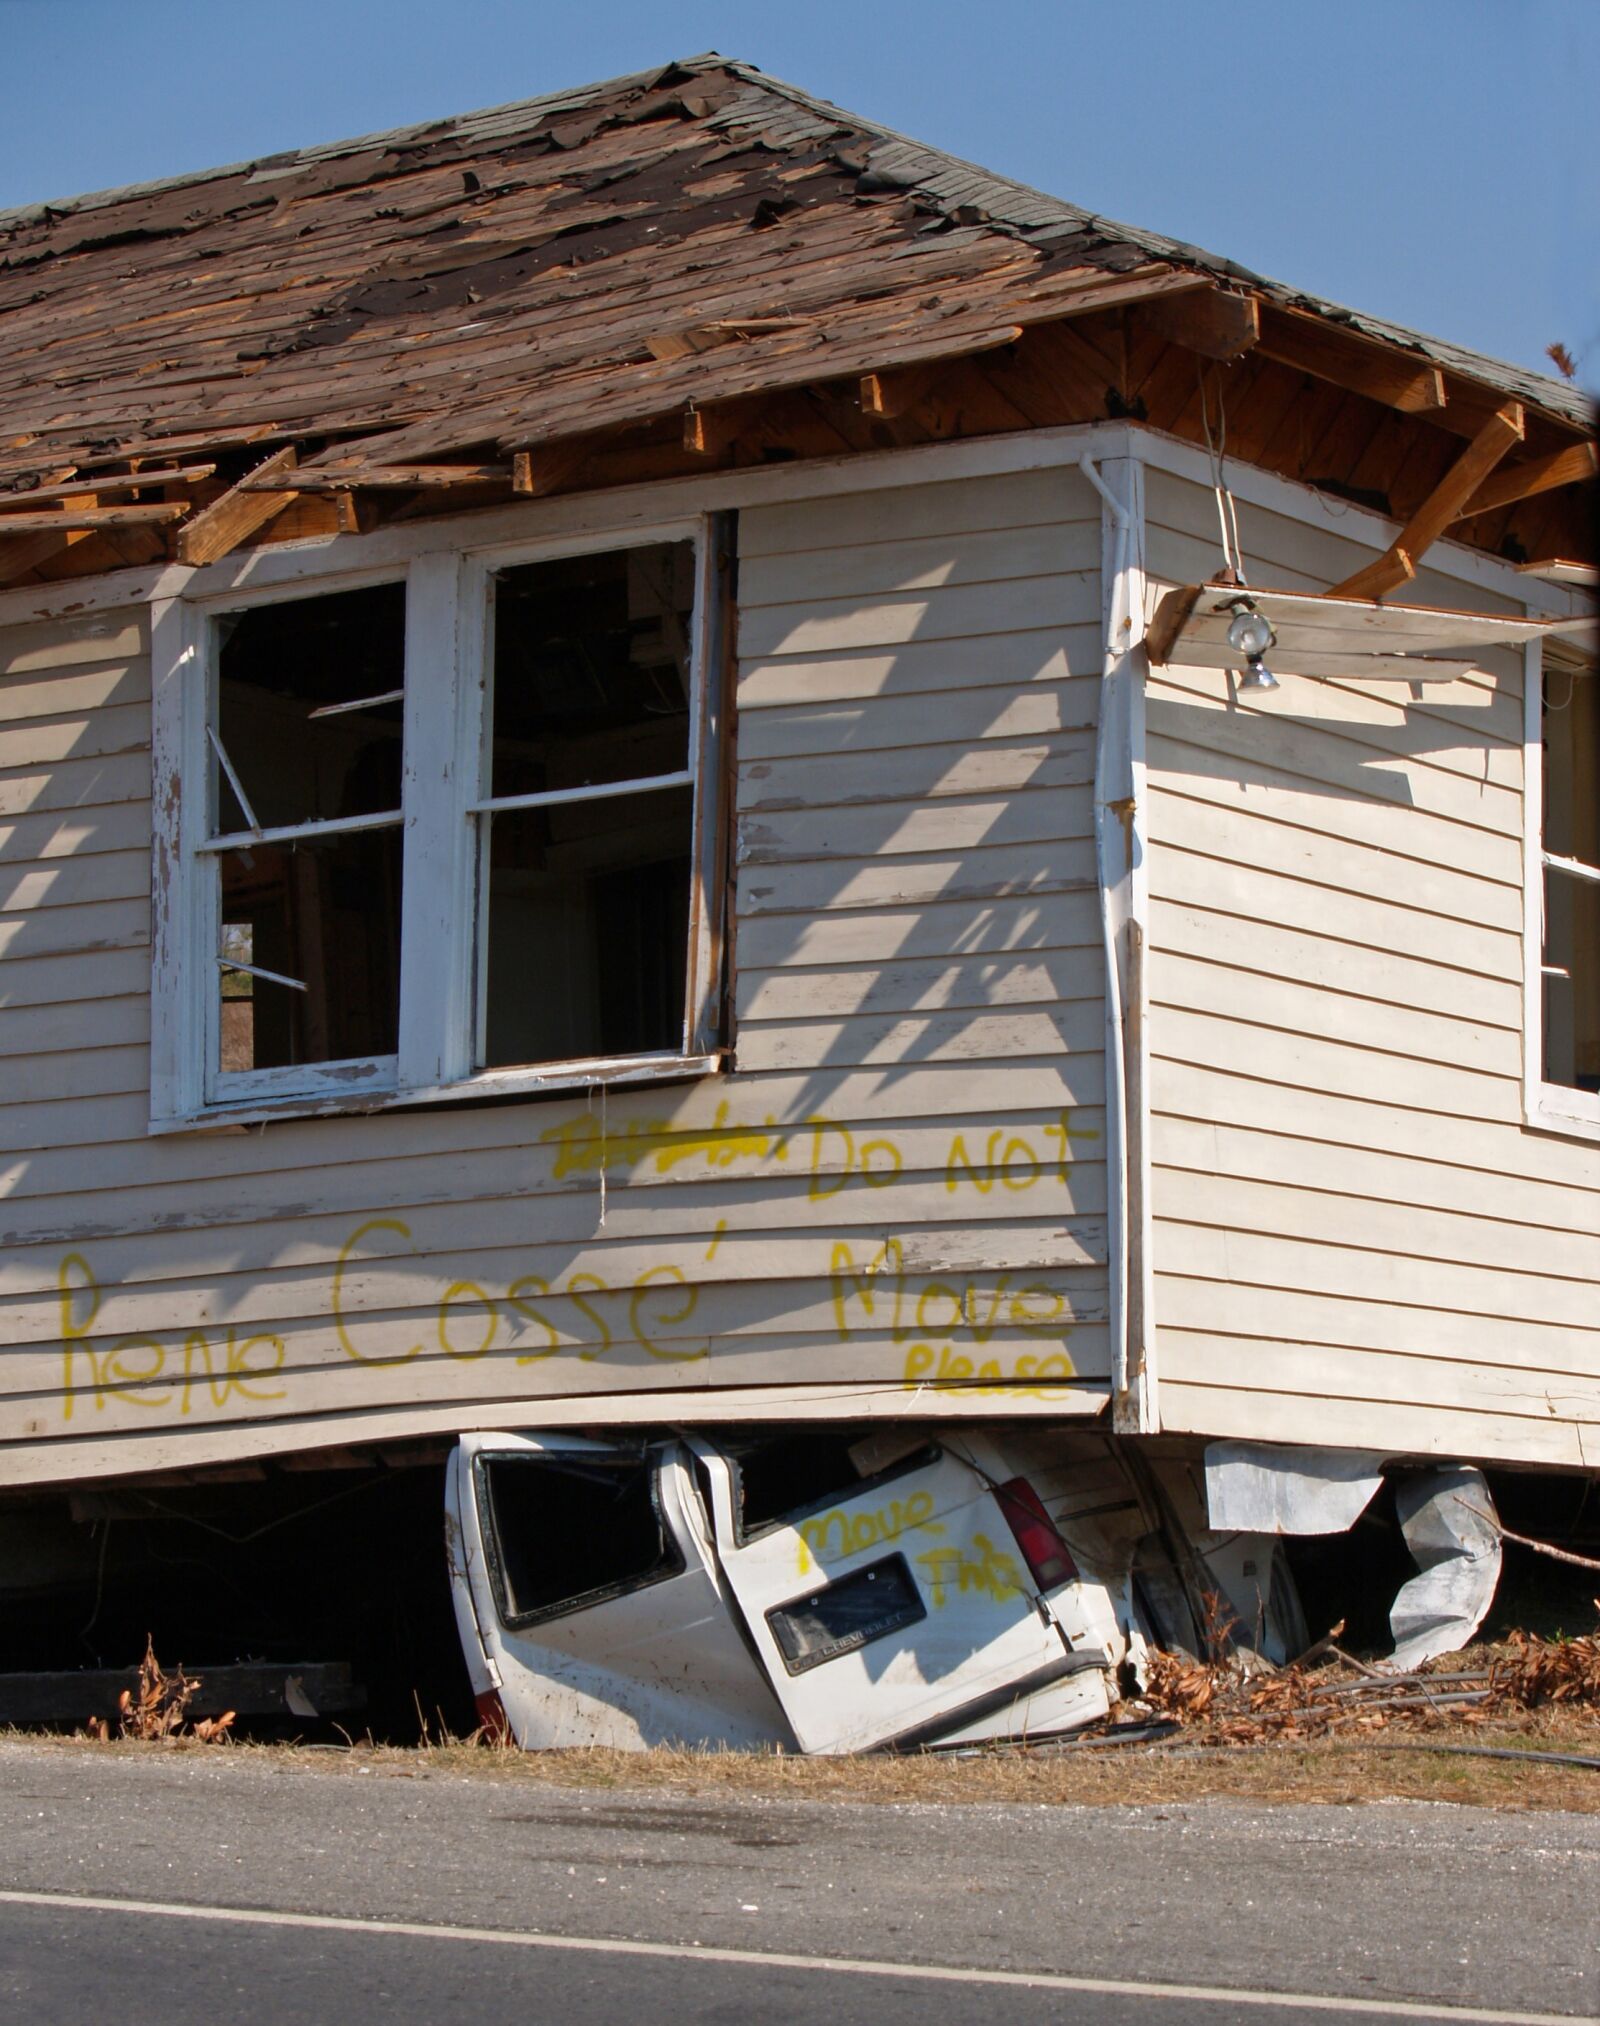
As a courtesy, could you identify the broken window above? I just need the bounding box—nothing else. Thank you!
[206,584,406,1087]
[474,1451,683,1627]
[477,543,696,1069]
[1540,645,1599,1099]
[154,517,727,1123]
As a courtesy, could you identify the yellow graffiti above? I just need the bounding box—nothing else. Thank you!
[900,1342,1077,1397]
[915,1535,1023,1609]
[945,1110,1095,1194]
[538,1103,1087,1203]
[59,1255,285,1422]
[796,1489,944,1575]
[829,1238,1071,1349]
[50,1096,1099,1430]
[332,1223,712,1370]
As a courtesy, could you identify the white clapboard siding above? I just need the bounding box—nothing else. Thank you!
[737,950,1102,1022]
[1150,692,1523,859]
[1146,658,1523,789]
[737,626,1095,710]
[740,731,1094,812]
[736,677,1100,763]
[0,1104,1108,1248]
[0,850,150,914]
[1145,470,1600,1466]
[1150,839,1519,980]
[0,467,1115,1476]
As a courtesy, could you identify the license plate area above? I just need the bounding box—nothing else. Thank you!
[766,1553,926,1675]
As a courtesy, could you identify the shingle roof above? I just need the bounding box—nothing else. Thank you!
[0,53,1590,490]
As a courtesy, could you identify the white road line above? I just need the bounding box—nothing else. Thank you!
[0,1886,1584,2022]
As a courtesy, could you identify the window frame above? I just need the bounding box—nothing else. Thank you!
[150,511,729,1131]
[1523,635,1600,1141]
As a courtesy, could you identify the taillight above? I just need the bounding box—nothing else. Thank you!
[474,1688,512,1745]
[997,1477,1078,1591]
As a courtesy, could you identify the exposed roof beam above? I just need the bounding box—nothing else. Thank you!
[1329,402,1525,602]
[1134,287,1260,360]
[0,526,98,586]
[1255,305,1448,416]
[0,464,216,504]
[1454,439,1599,521]
[243,462,514,493]
[0,502,187,533]
[511,444,590,497]
[175,445,299,566]
[860,366,949,421]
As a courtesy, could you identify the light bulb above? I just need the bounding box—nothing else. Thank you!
[1226,603,1275,660]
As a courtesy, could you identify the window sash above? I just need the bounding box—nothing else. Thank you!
[1526,637,1600,1135]
[151,516,726,1128]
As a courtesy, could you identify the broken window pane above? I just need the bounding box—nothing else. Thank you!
[479,785,692,1069]
[489,541,694,801]
[216,583,407,832]
[218,827,403,1070]
[476,1453,683,1627]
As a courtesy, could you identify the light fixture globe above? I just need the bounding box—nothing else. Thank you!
[1225,597,1279,692]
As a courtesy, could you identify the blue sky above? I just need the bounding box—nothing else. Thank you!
[3,0,1596,390]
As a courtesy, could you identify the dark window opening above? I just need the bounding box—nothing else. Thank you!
[479,538,698,1072]
[480,790,690,1067]
[475,1452,684,1628]
[489,543,693,802]
[219,827,402,1070]
[724,1428,940,1543]
[1542,655,1599,1093]
[216,583,407,832]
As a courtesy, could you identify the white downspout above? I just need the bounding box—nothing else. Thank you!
[1079,453,1137,1424]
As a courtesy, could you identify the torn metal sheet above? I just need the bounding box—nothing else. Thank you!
[1204,1441,1386,1536]
[1385,1466,1503,1672]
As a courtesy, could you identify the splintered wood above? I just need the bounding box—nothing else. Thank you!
[0,57,1590,583]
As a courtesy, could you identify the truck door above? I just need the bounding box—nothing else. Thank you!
[447,1432,793,1750]
[686,1434,1090,1754]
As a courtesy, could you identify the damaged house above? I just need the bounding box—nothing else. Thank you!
[0,56,1595,1749]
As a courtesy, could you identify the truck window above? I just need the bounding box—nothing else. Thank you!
[474,1452,684,1628]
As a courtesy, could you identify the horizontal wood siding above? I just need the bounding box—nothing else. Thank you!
[1143,467,1600,1467]
[0,468,1110,1484]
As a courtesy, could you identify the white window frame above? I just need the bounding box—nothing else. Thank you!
[1523,636,1600,1141]
[150,513,727,1131]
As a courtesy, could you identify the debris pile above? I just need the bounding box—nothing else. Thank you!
[1128,1619,1600,1749]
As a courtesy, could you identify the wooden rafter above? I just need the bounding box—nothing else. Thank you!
[1329,402,1525,601]
[176,446,299,566]
[0,464,216,504]
[243,462,514,493]
[0,527,98,586]
[510,444,590,497]
[0,503,187,533]
[1454,439,1599,521]
[1255,306,1448,416]
[1133,287,1260,360]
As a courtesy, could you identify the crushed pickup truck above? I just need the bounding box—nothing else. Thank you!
[445,1423,1314,1754]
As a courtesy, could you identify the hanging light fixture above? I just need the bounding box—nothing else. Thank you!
[1225,596,1278,692]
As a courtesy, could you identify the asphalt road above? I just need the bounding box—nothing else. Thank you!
[1,1741,1597,2024]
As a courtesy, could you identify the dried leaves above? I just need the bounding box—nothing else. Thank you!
[1493,1625,1600,1710]
[1137,1620,1600,1747]
[82,1637,235,1746]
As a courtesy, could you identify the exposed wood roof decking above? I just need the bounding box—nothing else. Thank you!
[1,55,1593,584]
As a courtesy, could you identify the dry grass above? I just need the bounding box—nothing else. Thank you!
[8,1705,1600,1815]
[9,1631,1597,1816]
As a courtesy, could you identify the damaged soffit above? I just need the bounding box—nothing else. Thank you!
[0,52,1592,498]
